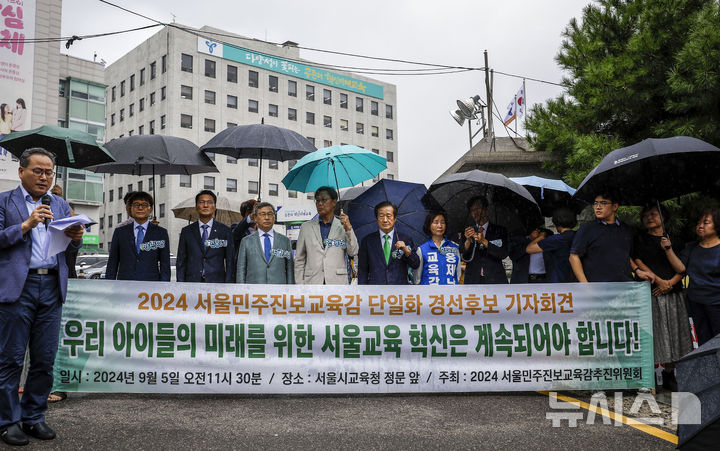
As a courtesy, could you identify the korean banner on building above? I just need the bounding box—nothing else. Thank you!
[0,0,34,181]
[53,280,654,393]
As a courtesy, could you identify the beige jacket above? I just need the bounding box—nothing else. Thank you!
[294,217,358,284]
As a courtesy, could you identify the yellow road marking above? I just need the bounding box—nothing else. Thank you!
[538,391,678,445]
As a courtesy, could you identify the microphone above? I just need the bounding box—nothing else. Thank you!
[41,194,51,229]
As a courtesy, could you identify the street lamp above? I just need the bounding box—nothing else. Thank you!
[449,94,487,149]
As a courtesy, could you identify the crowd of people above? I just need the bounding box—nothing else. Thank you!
[1,147,718,445]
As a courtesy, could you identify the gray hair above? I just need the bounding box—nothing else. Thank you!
[253,201,276,216]
[20,147,56,168]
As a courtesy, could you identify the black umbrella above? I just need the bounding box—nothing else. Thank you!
[574,136,720,204]
[200,123,316,199]
[0,125,115,168]
[676,334,720,449]
[86,135,218,217]
[334,185,371,216]
[427,169,542,239]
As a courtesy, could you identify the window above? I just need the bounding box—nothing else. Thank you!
[204,118,216,132]
[181,85,193,100]
[108,215,113,228]
[385,174,394,180]
[139,98,145,112]
[162,54,167,73]
[356,97,363,112]
[288,108,297,121]
[248,99,259,113]
[129,103,134,117]
[288,190,297,198]
[248,181,259,194]
[149,92,156,106]
[386,151,394,162]
[340,119,348,131]
[386,104,393,119]
[159,203,165,218]
[161,86,166,100]
[340,93,348,108]
[130,74,135,91]
[227,95,237,109]
[205,59,216,78]
[181,114,192,129]
[288,159,297,170]
[306,137,315,146]
[306,112,315,124]
[306,84,315,101]
[160,115,166,129]
[109,189,114,202]
[111,86,116,102]
[269,183,279,196]
[117,213,122,223]
[111,114,115,126]
[248,158,258,167]
[100,217,104,229]
[227,156,237,164]
[323,140,332,147]
[181,53,193,72]
[148,177,154,192]
[323,89,332,105]
[205,90,216,105]
[307,193,315,200]
[227,65,237,83]
[138,125,144,135]
[269,75,278,92]
[356,122,364,134]
[372,148,379,154]
[119,108,124,121]
[249,70,258,87]
[150,61,156,79]
[386,129,394,140]
[149,120,155,135]
[371,101,379,116]
[324,115,332,128]
[269,104,278,117]
[139,68,145,86]
[138,181,143,192]
[371,126,379,137]
[206,152,215,160]
[120,80,125,97]
[269,159,278,169]
[203,176,215,190]
[128,184,133,192]
[160,174,166,188]
[128,130,133,136]
[227,178,237,192]
[119,187,123,198]
[180,174,192,187]
[227,122,237,128]
[288,80,297,97]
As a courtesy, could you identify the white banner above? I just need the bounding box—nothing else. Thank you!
[54,280,654,393]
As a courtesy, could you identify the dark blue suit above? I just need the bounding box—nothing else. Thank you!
[0,187,76,428]
[461,223,509,284]
[176,220,235,283]
[358,230,420,285]
[106,222,171,281]
[509,235,550,283]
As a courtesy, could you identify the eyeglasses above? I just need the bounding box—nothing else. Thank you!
[131,202,151,208]
[256,212,274,218]
[315,197,333,205]
[26,168,55,178]
[593,201,613,207]
[197,201,215,206]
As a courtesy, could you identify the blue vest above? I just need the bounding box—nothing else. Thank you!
[418,239,460,285]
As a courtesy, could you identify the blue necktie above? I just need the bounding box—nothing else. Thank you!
[263,233,271,262]
[201,224,209,245]
[136,225,144,254]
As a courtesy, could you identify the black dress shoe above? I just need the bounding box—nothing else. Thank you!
[1,423,29,446]
[21,421,56,440]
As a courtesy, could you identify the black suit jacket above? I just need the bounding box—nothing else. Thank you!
[358,230,420,285]
[176,220,235,283]
[461,223,509,284]
[230,217,253,270]
[106,222,171,281]
[508,235,550,283]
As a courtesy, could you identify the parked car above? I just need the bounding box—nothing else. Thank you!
[75,254,108,275]
[77,260,108,279]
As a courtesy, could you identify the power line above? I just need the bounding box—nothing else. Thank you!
[2,23,162,44]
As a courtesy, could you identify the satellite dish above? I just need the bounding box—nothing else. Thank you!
[450,109,465,126]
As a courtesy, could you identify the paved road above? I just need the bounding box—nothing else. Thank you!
[6,392,675,450]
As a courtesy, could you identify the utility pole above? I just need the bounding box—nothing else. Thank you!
[484,50,495,152]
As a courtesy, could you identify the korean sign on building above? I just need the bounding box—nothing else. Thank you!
[54,280,654,393]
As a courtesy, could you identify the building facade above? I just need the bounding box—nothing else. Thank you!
[101,25,398,251]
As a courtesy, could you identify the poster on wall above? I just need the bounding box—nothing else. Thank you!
[0,0,35,182]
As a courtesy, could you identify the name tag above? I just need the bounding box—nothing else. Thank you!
[204,239,228,248]
[323,239,347,249]
[438,246,456,255]
[391,248,408,259]
[271,249,292,259]
[140,240,165,252]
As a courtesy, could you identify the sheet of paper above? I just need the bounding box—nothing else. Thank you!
[44,214,95,259]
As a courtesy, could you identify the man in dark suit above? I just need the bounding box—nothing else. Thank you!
[509,227,552,283]
[358,201,419,285]
[176,190,234,283]
[230,199,257,270]
[461,195,510,284]
[105,191,170,281]
[0,148,84,445]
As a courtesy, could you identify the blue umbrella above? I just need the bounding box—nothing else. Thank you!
[346,179,441,245]
[509,176,583,216]
[281,145,387,194]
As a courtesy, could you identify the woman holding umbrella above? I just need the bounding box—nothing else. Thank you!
[413,212,461,285]
[632,205,692,390]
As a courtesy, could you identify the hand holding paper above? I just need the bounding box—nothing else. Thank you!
[44,214,95,259]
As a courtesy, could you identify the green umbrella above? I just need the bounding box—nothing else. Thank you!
[0,125,115,168]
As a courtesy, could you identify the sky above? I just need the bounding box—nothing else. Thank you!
[60,0,590,186]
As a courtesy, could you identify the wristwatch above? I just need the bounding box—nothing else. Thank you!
[664,245,672,250]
